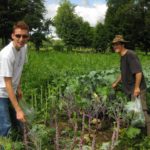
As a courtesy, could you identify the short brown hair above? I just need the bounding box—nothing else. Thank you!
[12,21,29,33]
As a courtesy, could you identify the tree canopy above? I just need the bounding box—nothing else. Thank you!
[54,0,93,50]
[105,0,150,53]
[0,0,51,49]
[1,0,150,53]
[53,0,150,53]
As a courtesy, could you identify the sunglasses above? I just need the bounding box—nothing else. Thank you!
[15,34,29,39]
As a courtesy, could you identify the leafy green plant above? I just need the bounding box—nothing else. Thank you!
[0,137,24,150]
[20,51,150,149]
[115,127,142,149]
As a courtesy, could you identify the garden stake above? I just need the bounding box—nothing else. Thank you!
[79,112,85,150]
[55,115,60,150]
[70,121,78,150]
[91,133,96,150]
[23,123,29,150]
[40,86,43,107]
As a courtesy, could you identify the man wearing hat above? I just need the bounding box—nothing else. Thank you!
[112,35,150,135]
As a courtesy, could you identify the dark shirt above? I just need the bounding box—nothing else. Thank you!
[120,50,146,95]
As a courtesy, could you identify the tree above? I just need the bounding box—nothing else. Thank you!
[145,1,150,54]
[0,0,51,48]
[30,19,53,51]
[105,0,150,54]
[54,0,93,50]
[0,0,14,45]
[75,18,93,48]
[93,22,108,53]
[54,0,77,50]
[134,0,150,54]
[105,0,131,44]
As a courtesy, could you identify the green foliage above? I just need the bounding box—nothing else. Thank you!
[30,19,53,51]
[139,136,150,149]
[28,124,54,149]
[30,32,46,51]
[116,127,143,149]
[76,20,93,48]
[105,0,150,53]
[93,22,109,52]
[22,51,119,91]
[20,51,150,149]
[125,127,141,139]
[54,0,78,49]
[0,0,51,47]
[54,0,93,50]
[52,40,65,51]
[0,137,23,150]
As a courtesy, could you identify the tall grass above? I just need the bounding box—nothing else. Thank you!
[22,51,119,88]
[19,50,149,149]
[22,50,148,90]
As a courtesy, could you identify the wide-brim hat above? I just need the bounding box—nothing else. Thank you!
[112,35,129,44]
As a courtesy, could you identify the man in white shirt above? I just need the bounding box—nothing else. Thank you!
[0,21,29,136]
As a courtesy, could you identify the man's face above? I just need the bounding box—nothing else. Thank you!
[113,42,123,53]
[11,28,29,50]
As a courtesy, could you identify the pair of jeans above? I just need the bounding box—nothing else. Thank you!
[0,98,22,137]
[0,98,11,136]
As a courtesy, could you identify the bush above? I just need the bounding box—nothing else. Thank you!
[0,137,24,150]
[52,40,64,51]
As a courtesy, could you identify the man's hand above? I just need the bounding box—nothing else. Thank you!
[133,87,140,97]
[134,73,142,97]
[112,82,118,89]
[4,77,26,122]
[16,109,26,123]
[112,75,121,89]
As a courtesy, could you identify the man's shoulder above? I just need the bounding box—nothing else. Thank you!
[127,49,135,54]
[0,42,14,59]
[126,49,137,57]
[1,42,12,51]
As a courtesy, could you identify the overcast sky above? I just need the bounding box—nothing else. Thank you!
[45,0,107,27]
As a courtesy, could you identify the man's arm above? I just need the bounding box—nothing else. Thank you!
[4,77,26,122]
[134,72,142,97]
[112,74,122,89]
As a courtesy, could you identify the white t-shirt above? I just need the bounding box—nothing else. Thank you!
[0,41,28,97]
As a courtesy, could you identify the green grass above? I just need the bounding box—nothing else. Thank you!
[0,137,23,150]
[26,51,119,72]
[22,50,149,90]
[22,51,118,89]
[19,50,150,149]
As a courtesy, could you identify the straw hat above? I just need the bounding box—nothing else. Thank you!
[112,35,128,44]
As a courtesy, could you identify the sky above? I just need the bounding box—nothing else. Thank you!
[45,0,107,27]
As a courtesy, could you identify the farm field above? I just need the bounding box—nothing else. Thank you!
[1,0,150,149]
[1,51,150,150]
[22,51,149,89]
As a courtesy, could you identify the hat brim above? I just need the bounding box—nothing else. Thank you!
[112,40,129,44]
